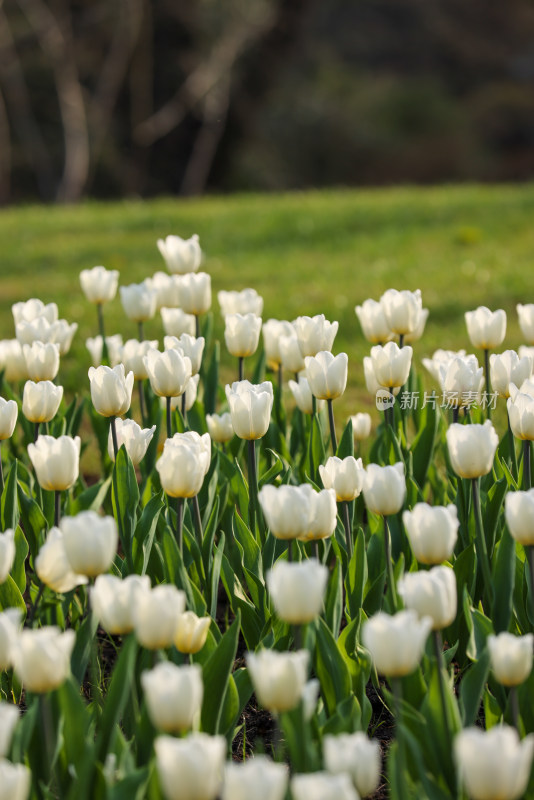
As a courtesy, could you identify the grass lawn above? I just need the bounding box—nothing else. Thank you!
[1,183,534,426]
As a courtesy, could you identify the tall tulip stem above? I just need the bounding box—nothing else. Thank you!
[54,490,61,527]
[238,357,244,382]
[528,546,534,626]
[192,495,203,548]
[484,349,492,420]
[327,398,338,454]
[0,443,4,497]
[175,497,184,554]
[523,440,531,490]
[97,302,105,341]
[138,380,146,424]
[452,406,459,424]
[195,315,200,339]
[507,412,518,480]
[342,501,353,559]
[181,392,187,428]
[34,422,40,443]
[166,397,172,440]
[433,630,452,747]
[399,334,404,349]
[510,686,520,733]
[384,515,398,611]
[472,478,494,609]
[248,439,258,533]
[137,321,144,342]
[110,417,119,460]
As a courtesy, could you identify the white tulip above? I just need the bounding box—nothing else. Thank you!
[0,530,15,584]
[23,342,59,382]
[504,489,534,546]
[88,364,134,417]
[350,412,372,441]
[0,759,31,800]
[218,288,263,317]
[363,462,405,516]
[305,351,348,400]
[107,418,156,465]
[398,565,457,630]
[288,376,325,414]
[157,234,202,274]
[91,574,150,635]
[224,313,262,358]
[79,266,119,304]
[0,702,19,758]
[0,340,27,382]
[35,527,88,594]
[293,314,338,358]
[86,335,124,368]
[319,456,365,502]
[154,733,226,800]
[60,511,118,578]
[0,609,22,670]
[22,380,63,423]
[465,306,507,350]
[380,288,423,336]
[225,380,273,440]
[246,649,309,713]
[175,272,211,315]
[222,756,288,800]
[12,626,75,693]
[324,732,381,797]
[291,772,359,800]
[517,303,534,345]
[355,298,392,344]
[267,559,328,624]
[206,412,234,443]
[403,503,459,564]
[446,420,499,479]
[490,350,532,399]
[161,307,196,337]
[362,609,432,677]
[28,435,80,491]
[12,298,57,326]
[142,662,203,733]
[488,632,533,687]
[119,282,157,322]
[132,584,186,650]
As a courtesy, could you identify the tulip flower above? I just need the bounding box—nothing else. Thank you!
[225,313,262,379]
[0,609,22,670]
[305,488,338,542]
[22,381,63,429]
[12,298,57,326]
[12,626,75,693]
[404,307,429,343]
[161,307,196,337]
[0,703,20,758]
[507,384,534,483]
[246,649,309,713]
[17,317,76,354]
[490,350,532,399]
[0,759,31,800]
[293,314,338,358]
[49,319,78,355]
[505,489,534,546]
[363,462,405,516]
[398,565,457,630]
[438,354,484,417]
[225,380,273,441]
[60,511,118,578]
[262,319,294,370]
[175,272,211,333]
[258,483,314,542]
[154,733,226,800]
[291,772,359,800]
[119,282,157,329]
[22,342,59,382]
[144,348,192,437]
[218,288,263,317]
[157,234,202,274]
[133,583,186,650]
[28,434,80,492]
[465,306,507,350]
[488,632,533,687]
[422,348,466,383]
[107,418,156,466]
[454,726,534,800]
[79,266,119,304]
[370,341,412,389]
[305,350,348,452]
[355,298,392,344]
[446,420,498,480]
[35,527,88,594]
[222,756,288,800]
[145,272,180,311]
[156,438,209,499]
[0,399,17,494]
[517,303,534,345]
[86,335,124,368]
[403,503,459,564]
[288,376,325,415]
[142,662,203,733]
[91,573,150,635]
[350,412,372,442]
[206,412,234,444]
[0,340,28,382]
[0,529,15,584]
[118,338,157,379]
[279,333,305,375]
[266,559,328,624]
[320,455,365,556]
[88,364,134,418]
[174,611,211,655]
[323,732,381,798]
[164,333,205,375]
[362,609,432,677]
[380,288,423,342]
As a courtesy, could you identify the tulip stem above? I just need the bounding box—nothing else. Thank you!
[137,321,144,342]
[0,443,4,497]
[342,501,353,559]
[433,630,452,748]
[327,399,338,455]
[288,539,293,562]
[523,440,531,490]
[510,686,520,733]
[484,349,492,420]
[399,334,404,349]
[238,356,244,382]
[175,497,184,554]
[138,380,146,424]
[247,439,258,534]
[166,396,172,440]
[384,515,398,611]
[110,416,119,460]
[471,478,494,610]
[54,490,61,527]
[195,315,200,339]
[181,392,188,429]
[452,406,459,424]
[192,495,203,548]
[97,303,109,364]
[528,546,534,626]
[507,412,518,480]
[34,422,39,443]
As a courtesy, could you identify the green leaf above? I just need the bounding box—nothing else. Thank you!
[411,400,438,489]
[491,526,515,633]
[71,612,99,686]
[345,527,367,620]
[460,648,490,725]
[336,417,354,459]
[307,414,325,484]
[258,449,284,489]
[482,476,507,557]
[324,560,343,638]
[95,634,138,764]
[1,460,19,530]
[57,679,92,774]
[69,477,111,515]
[112,445,140,566]
[0,575,26,615]
[201,611,241,734]
[17,484,46,560]
[313,617,352,716]
[11,526,28,595]
[133,492,164,575]
[210,533,225,619]
[203,340,220,416]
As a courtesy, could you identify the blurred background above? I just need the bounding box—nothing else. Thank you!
[1,0,534,204]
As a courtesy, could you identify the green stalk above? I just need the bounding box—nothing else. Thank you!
[472,477,494,610]
[238,356,244,382]
[175,497,184,554]
[484,349,491,420]
[248,439,258,534]
[166,396,172,440]
[528,546,534,627]
[433,630,452,746]
[342,500,353,559]
[138,321,144,342]
[510,685,520,734]
[523,440,531,490]
[138,379,146,424]
[97,303,109,364]
[192,495,203,549]
[391,677,408,800]
[54,490,61,527]
[327,398,338,454]
[384,515,398,611]
[110,416,119,460]
[195,315,200,339]
[0,442,4,497]
[181,392,188,429]
[507,411,518,481]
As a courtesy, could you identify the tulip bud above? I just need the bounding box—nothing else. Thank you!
[142,662,203,733]
[350,412,372,441]
[246,649,309,713]
[154,733,226,800]
[398,565,457,630]
[35,527,88,593]
[0,340,28,382]
[107,418,156,465]
[323,732,381,798]
[88,364,134,417]
[0,702,19,758]
[355,298,392,343]
[446,420,499,479]
[218,288,263,317]
[86,335,124,368]
[438,354,484,407]
[0,759,31,800]
[293,314,338,358]
[91,574,150,635]
[370,341,412,388]
[120,282,157,322]
[465,306,507,350]
[319,455,365,502]
[206,412,234,443]
[222,756,288,800]
[60,511,118,578]
[225,380,273,440]
[164,334,205,375]
[362,609,432,677]
[0,530,15,585]
[507,384,534,440]
[0,609,22,670]
[291,772,359,800]
[305,351,348,400]
[80,266,119,304]
[380,288,423,336]
[174,611,211,654]
[161,307,196,337]
[488,632,533,687]
[224,313,262,358]
[517,303,534,345]
[262,319,294,369]
[157,234,202,274]
[22,342,60,382]
[266,559,328,624]
[402,503,458,564]
[12,298,57,326]
[22,380,63,423]
[0,399,17,441]
[279,333,305,374]
[362,462,405,516]
[143,348,191,398]
[175,272,211,315]
[133,584,186,649]
[504,489,534,545]
[454,726,534,800]
[490,350,532,399]
[12,626,75,692]
[28,435,80,491]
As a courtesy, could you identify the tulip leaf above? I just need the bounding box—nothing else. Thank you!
[220,555,262,649]
[17,484,46,560]
[336,417,354,459]
[132,491,164,575]
[201,610,240,734]
[58,678,93,774]
[94,634,138,765]
[411,400,438,490]
[307,414,325,484]
[202,339,220,415]
[321,694,362,736]
[209,532,225,619]
[12,525,28,595]
[108,768,151,800]
[258,449,284,489]
[112,446,139,567]
[0,574,26,615]
[218,673,240,740]
[491,525,515,633]
[345,526,367,620]
[70,610,99,686]
[314,617,352,716]
[482,476,507,558]
[1,459,19,530]
[68,476,111,515]
[64,395,85,438]
[201,496,220,577]
[460,647,490,725]
[324,560,343,638]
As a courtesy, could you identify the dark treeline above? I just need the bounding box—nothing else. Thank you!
[1,0,534,203]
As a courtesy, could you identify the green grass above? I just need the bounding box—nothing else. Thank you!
[1,183,534,423]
